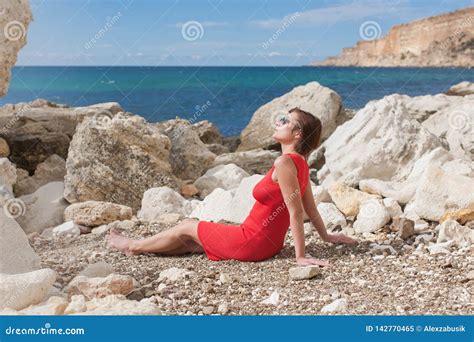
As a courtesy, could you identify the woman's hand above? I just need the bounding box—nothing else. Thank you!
[323,232,358,245]
[296,256,330,267]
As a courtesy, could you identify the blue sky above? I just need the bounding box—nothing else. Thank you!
[18,0,473,66]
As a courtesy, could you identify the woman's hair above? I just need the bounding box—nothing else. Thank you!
[289,107,322,158]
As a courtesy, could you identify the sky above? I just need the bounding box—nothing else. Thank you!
[17,0,474,66]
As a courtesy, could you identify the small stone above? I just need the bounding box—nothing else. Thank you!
[466,270,474,280]
[52,221,81,238]
[289,266,321,280]
[219,273,232,284]
[64,201,133,227]
[202,305,215,314]
[217,303,229,314]
[393,218,415,240]
[320,298,347,313]
[261,290,279,306]
[79,262,114,278]
[66,274,136,300]
[158,267,195,282]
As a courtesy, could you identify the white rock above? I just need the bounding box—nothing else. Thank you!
[261,290,280,306]
[138,187,188,222]
[190,174,263,224]
[316,203,346,229]
[353,199,390,234]
[16,182,68,234]
[446,81,474,96]
[428,240,455,255]
[327,182,380,220]
[64,295,87,314]
[383,197,403,219]
[322,95,441,186]
[0,210,41,274]
[437,220,474,248]
[289,266,321,280]
[193,163,249,198]
[321,298,347,313]
[411,165,474,222]
[0,269,56,310]
[12,296,69,315]
[73,294,161,315]
[158,267,195,282]
[52,221,81,238]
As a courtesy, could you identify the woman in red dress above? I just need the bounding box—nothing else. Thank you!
[107,108,357,266]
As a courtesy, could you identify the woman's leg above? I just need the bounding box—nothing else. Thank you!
[106,218,204,256]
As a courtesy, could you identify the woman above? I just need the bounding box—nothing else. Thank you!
[106,107,357,266]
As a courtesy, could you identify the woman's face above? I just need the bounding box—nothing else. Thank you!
[271,111,301,144]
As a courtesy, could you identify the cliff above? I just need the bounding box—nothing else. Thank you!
[313,7,474,67]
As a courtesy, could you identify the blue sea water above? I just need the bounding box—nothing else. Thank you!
[1,66,473,136]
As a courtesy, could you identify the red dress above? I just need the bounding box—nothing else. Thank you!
[197,153,310,262]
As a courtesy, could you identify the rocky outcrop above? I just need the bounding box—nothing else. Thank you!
[193,163,250,198]
[237,82,347,151]
[63,113,178,210]
[0,100,124,173]
[320,95,442,188]
[0,0,33,97]
[156,118,216,181]
[14,154,66,196]
[314,7,474,67]
[446,81,474,96]
[212,148,280,175]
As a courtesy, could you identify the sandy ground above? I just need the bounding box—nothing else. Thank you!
[30,220,473,315]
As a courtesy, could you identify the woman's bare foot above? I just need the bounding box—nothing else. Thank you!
[106,228,137,256]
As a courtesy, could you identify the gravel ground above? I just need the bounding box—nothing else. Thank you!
[30,220,474,315]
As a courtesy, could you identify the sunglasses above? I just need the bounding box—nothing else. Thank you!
[275,113,301,130]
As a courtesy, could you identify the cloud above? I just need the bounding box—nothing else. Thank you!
[251,0,410,29]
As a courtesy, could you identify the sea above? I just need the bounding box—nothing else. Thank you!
[1,66,473,136]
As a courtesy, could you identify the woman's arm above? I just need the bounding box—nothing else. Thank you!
[302,180,358,245]
[301,179,329,241]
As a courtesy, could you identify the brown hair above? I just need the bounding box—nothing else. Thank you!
[289,107,322,158]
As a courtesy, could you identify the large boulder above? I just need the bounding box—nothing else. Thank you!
[0,101,124,173]
[156,118,216,181]
[193,163,250,198]
[422,99,473,161]
[190,174,263,224]
[321,95,442,187]
[0,210,41,274]
[192,120,223,144]
[327,182,380,220]
[237,82,347,151]
[358,147,454,205]
[212,148,279,175]
[14,154,66,196]
[64,113,178,210]
[16,181,68,234]
[0,0,33,97]
[410,164,474,222]
[64,201,132,227]
[0,269,56,310]
[138,187,194,222]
